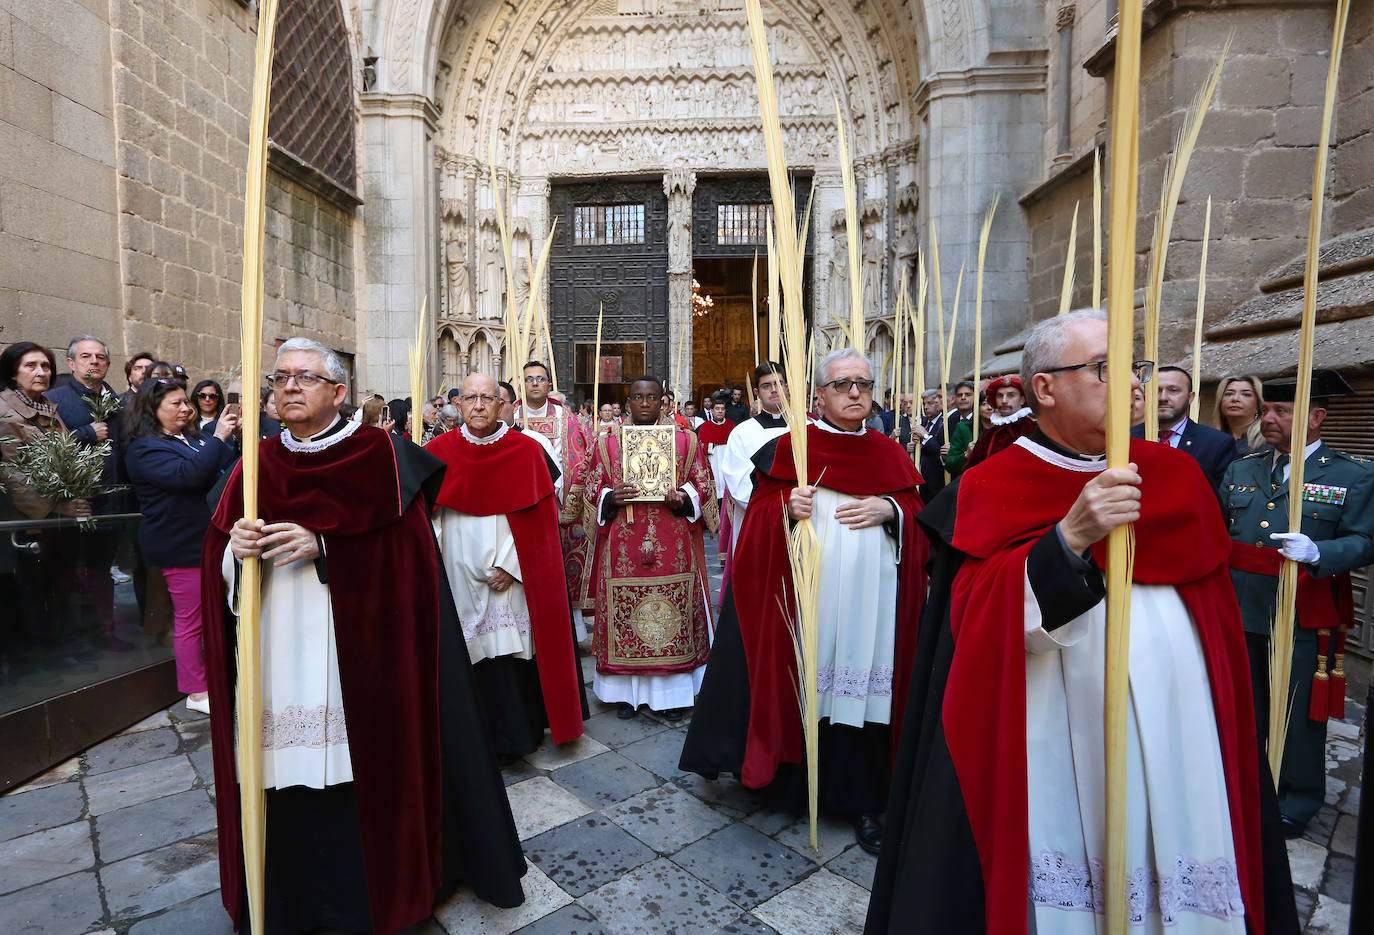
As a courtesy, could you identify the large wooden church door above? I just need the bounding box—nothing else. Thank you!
[548,179,669,406]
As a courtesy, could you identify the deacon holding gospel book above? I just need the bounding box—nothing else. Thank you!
[584,376,718,722]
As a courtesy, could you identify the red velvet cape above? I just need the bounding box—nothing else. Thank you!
[696,417,735,448]
[424,426,583,744]
[946,438,1267,935]
[964,413,1036,470]
[731,424,927,788]
[201,426,448,934]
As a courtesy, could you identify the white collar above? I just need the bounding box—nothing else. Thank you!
[522,400,550,418]
[708,414,726,424]
[281,416,359,453]
[462,421,510,446]
[990,406,1032,426]
[1014,435,1107,473]
[815,418,866,436]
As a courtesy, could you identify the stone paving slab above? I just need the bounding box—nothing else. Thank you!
[99,833,219,920]
[525,814,657,897]
[669,823,815,910]
[84,754,197,816]
[823,844,877,890]
[581,710,671,749]
[602,782,733,853]
[0,820,95,895]
[126,891,234,935]
[94,788,216,863]
[522,734,610,771]
[0,870,105,935]
[773,813,854,865]
[513,902,607,935]
[0,780,84,843]
[504,776,593,841]
[577,857,744,935]
[751,868,871,935]
[83,728,181,776]
[616,728,696,781]
[550,751,660,809]
[434,858,572,935]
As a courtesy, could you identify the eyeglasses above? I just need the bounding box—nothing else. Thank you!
[264,371,339,389]
[821,378,876,395]
[459,393,500,405]
[196,392,220,400]
[628,393,661,402]
[1039,359,1155,384]
[523,375,550,384]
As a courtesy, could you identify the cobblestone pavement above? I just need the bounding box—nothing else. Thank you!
[0,536,1366,934]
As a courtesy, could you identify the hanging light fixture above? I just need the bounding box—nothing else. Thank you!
[691,275,715,318]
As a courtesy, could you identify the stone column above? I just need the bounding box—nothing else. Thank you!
[358,91,441,396]
[664,169,696,397]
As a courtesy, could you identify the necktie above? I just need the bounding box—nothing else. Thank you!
[1271,453,1290,489]
[1160,426,1178,446]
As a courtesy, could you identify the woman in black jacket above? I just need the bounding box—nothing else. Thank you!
[124,379,239,714]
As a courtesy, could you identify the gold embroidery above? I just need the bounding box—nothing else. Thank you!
[629,595,681,650]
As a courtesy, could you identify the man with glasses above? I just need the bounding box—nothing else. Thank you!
[683,348,928,857]
[1133,365,1239,495]
[425,373,586,758]
[584,375,718,722]
[962,374,1035,470]
[514,360,596,618]
[200,338,527,932]
[868,309,1296,935]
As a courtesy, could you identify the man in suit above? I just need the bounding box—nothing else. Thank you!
[1223,369,1374,836]
[1133,365,1238,492]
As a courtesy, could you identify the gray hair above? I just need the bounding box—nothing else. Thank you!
[920,388,939,399]
[439,403,459,420]
[275,337,348,384]
[66,335,109,358]
[815,347,873,388]
[1020,308,1108,412]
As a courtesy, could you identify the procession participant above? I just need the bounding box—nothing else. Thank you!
[584,376,718,722]
[497,381,561,493]
[724,385,750,424]
[866,309,1297,935]
[201,338,526,934]
[695,393,735,514]
[910,388,946,502]
[681,348,927,855]
[1134,365,1239,494]
[718,361,789,548]
[663,389,692,430]
[425,373,585,757]
[962,374,1035,469]
[1223,370,1374,836]
[514,361,595,614]
[940,381,976,474]
[596,401,618,438]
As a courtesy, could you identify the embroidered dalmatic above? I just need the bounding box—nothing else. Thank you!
[516,399,595,610]
[585,422,719,709]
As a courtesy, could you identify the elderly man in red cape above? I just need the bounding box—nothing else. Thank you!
[963,373,1035,470]
[201,338,526,935]
[681,348,927,856]
[425,373,586,758]
[865,310,1298,935]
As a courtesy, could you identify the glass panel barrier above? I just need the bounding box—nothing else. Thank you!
[0,513,173,718]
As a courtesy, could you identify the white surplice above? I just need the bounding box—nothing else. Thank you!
[809,419,903,727]
[720,412,790,547]
[1021,442,1245,934]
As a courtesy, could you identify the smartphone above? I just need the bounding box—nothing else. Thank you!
[227,392,240,405]
[381,405,391,426]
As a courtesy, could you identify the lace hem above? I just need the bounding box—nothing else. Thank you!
[817,664,894,699]
[462,597,531,642]
[262,704,348,750]
[1029,849,1245,925]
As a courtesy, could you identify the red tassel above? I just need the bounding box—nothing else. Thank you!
[1329,626,1347,720]
[1308,628,1331,723]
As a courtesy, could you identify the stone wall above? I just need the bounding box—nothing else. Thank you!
[0,0,121,359]
[112,0,359,387]
[1332,0,1373,235]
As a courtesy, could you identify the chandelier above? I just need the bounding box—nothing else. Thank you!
[691,276,714,318]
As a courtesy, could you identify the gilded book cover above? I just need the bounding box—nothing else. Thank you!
[621,423,676,501]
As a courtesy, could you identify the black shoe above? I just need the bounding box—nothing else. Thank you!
[662,708,685,723]
[852,813,883,855]
[1280,815,1306,839]
[616,703,638,720]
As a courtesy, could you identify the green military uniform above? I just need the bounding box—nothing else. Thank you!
[943,413,974,474]
[1223,439,1374,824]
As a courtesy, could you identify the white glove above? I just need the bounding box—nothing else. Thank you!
[1270,532,1321,565]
